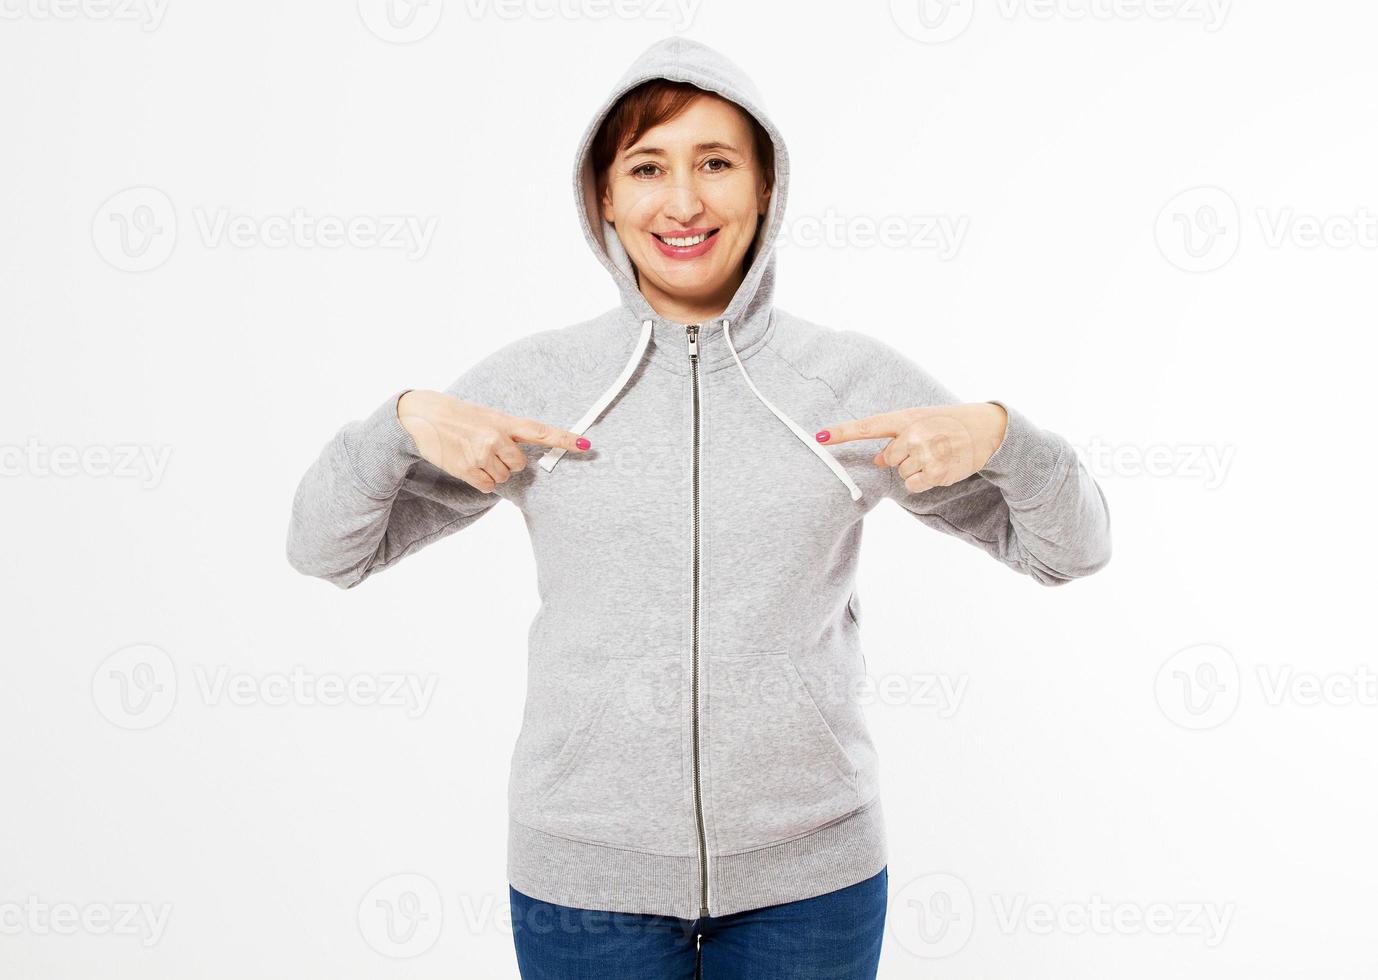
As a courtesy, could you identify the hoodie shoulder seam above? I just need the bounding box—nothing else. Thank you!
[760,335,867,426]
[764,337,912,505]
[764,330,1007,544]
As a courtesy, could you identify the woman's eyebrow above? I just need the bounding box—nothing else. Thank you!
[624,141,742,158]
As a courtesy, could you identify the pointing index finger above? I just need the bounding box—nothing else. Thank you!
[816,409,916,445]
[504,415,590,452]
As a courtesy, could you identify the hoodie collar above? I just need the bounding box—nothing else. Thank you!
[607,297,776,377]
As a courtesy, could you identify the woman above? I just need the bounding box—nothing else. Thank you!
[286,36,1111,979]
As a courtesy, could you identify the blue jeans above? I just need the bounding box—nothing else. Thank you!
[509,866,887,979]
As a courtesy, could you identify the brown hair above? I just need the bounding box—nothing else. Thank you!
[591,79,775,197]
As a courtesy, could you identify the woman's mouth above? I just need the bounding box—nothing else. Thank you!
[651,227,720,259]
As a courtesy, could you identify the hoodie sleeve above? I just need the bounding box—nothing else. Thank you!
[832,331,1112,587]
[285,339,545,590]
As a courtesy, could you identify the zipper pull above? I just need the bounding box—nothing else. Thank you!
[686,323,699,361]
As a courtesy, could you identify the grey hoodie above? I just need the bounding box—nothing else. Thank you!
[286,36,1112,920]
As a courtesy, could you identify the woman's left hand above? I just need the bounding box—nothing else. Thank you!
[815,402,1008,493]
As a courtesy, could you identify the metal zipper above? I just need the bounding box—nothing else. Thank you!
[687,321,710,918]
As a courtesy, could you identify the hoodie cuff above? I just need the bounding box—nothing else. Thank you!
[340,387,424,498]
[975,400,1069,504]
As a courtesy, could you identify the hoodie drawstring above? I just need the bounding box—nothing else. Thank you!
[540,318,863,502]
[539,318,654,473]
[722,319,863,501]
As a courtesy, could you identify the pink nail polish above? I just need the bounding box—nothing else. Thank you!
[576,437,591,450]
[815,430,830,443]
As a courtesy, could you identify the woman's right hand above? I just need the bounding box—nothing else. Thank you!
[396,389,590,492]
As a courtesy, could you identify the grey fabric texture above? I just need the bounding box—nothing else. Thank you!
[285,36,1112,919]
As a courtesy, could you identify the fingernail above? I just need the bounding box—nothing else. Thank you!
[576,437,591,450]
[815,430,830,443]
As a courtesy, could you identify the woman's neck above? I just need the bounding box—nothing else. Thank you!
[635,267,745,325]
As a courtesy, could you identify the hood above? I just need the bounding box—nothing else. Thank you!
[538,36,862,501]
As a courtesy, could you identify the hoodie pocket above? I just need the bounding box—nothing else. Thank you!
[707,652,861,855]
[527,655,687,854]
[846,591,862,628]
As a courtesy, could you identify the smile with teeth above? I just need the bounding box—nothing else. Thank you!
[654,229,718,247]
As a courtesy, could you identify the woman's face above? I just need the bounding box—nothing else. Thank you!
[600,93,772,321]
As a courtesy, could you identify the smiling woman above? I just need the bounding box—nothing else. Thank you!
[592,79,775,322]
[285,34,1112,980]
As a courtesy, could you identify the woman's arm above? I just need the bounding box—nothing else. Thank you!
[885,397,1113,586]
[816,330,1112,586]
[284,387,505,590]
[285,333,568,589]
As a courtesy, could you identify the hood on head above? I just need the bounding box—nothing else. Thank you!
[542,37,862,501]
[571,36,788,328]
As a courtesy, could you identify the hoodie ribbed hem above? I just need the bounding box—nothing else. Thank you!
[507,795,888,920]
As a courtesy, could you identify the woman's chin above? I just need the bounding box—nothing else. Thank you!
[644,266,730,300]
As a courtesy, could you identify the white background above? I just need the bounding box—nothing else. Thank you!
[2,1,1373,977]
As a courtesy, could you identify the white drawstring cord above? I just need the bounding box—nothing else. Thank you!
[722,319,863,501]
[540,316,863,500]
[539,318,654,473]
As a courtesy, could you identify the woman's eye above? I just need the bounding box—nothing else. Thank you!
[629,159,732,178]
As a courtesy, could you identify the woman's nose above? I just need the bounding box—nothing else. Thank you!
[663,182,704,223]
